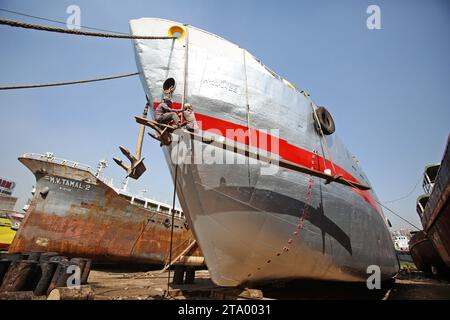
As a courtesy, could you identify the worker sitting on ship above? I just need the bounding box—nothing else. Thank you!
[182,103,198,132]
[155,78,197,130]
[154,80,183,128]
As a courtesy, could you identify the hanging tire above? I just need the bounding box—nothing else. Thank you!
[163,218,171,228]
[315,106,335,135]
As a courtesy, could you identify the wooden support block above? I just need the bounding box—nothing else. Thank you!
[163,288,183,298]
[67,258,91,286]
[46,258,70,295]
[33,260,58,296]
[0,291,47,300]
[0,254,29,286]
[209,288,264,300]
[237,288,263,299]
[0,260,38,292]
[47,285,94,300]
[80,259,92,284]
[172,266,186,285]
[0,259,13,286]
[210,290,227,300]
[0,291,35,300]
[184,267,195,284]
[70,258,87,278]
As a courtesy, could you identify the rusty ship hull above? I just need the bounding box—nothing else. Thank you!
[9,154,203,266]
[420,137,450,268]
[409,231,448,274]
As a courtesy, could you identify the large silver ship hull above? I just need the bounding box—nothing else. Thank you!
[130,18,399,286]
[162,133,398,285]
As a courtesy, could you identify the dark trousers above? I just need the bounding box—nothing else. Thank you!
[156,112,180,125]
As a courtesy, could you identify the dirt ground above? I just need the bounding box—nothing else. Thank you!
[87,266,450,300]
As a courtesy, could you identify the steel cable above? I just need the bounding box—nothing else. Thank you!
[0,72,139,90]
[383,176,421,204]
[345,179,421,231]
[0,8,127,34]
[0,18,176,39]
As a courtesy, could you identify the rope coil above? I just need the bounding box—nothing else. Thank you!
[0,18,176,40]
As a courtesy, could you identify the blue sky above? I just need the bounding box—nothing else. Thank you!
[0,0,449,230]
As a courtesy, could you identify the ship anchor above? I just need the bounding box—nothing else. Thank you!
[113,146,146,180]
[113,101,149,180]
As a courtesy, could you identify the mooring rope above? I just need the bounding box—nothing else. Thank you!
[243,49,252,186]
[309,101,338,175]
[0,18,176,39]
[165,25,189,298]
[345,179,421,231]
[181,24,189,118]
[0,8,127,34]
[0,72,139,90]
[383,176,421,204]
[166,138,180,299]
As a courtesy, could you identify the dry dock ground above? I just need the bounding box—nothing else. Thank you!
[88,266,450,300]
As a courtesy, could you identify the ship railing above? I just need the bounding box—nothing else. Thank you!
[115,189,184,219]
[139,206,183,220]
[422,164,440,194]
[416,194,430,216]
[21,153,116,185]
[422,173,434,194]
[21,153,183,217]
[21,153,95,173]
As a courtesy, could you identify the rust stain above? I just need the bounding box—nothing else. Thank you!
[9,175,202,265]
[80,202,106,211]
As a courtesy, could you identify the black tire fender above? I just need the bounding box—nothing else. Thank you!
[315,106,336,135]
